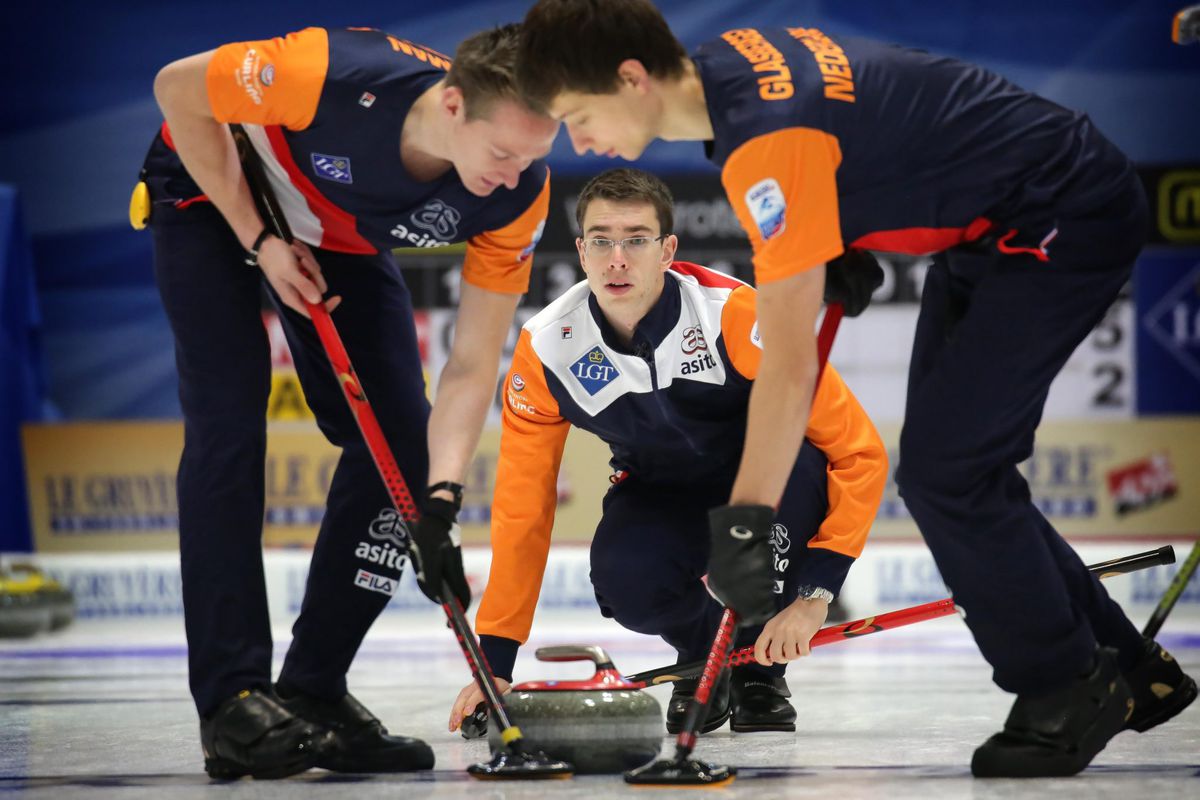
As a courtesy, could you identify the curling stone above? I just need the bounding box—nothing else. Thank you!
[0,569,53,638]
[7,564,74,631]
[486,645,663,774]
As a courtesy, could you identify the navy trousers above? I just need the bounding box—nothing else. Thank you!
[895,171,1149,694]
[152,198,429,716]
[590,443,830,678]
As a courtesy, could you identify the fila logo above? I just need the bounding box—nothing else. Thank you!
[354,569,398,597]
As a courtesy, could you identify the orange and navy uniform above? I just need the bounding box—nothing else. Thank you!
[694,27,1135,283]
[156,27,548,293]
[475,262,886,665]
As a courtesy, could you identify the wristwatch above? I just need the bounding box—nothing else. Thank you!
[797,585,835,604]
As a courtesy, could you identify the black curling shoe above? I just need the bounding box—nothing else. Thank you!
[971,648,1132,778]
[274,684,434,772]
[1123,639,1197,733]
[200,688,327,779]
[665,671,732,734]
[731,668,796,732]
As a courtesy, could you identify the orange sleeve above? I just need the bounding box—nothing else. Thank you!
[462,171,551,294]
[206,27,329,130]
[720,284,763,379]
[721,128,844,285]
[475,329,571,645]
[805,364,887,559]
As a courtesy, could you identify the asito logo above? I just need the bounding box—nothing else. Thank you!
[411,199,461,239]
[391,199,460,247]
[681,326,707,355]
[355,540,407,570]
[680,352,717,376]
[570,347,620,396]
[366,507,410,547]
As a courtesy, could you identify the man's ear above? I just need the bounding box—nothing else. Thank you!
[441,85,466,119]
[660,233,679,268]
[616,59,651,93]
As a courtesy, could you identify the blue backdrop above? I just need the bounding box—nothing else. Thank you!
[0,0,1196,549]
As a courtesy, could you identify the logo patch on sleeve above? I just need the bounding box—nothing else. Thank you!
[354,569,399,597]
[311,154,353,184]
[745,178,787,241]
[570,347,620,396]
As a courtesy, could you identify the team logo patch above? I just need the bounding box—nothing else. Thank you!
[745,178,787,241]
[411,199,461,240]
[520,220,545,262]
[358,91,377,108]
[570,347,620,396]
[750,322,762,349]
[311,153,353,184]
[354,569,399,597]
[367,508,410,548]
[511,373,526,391]
[259,64,275,87]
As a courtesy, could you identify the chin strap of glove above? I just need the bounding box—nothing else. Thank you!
[824,249,884,317]
[706,504,778,625]
[407,482,471,610]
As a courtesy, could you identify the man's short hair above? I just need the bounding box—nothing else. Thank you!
[576,168,675,235]
[519,0,688,110]
[446,24,536,120]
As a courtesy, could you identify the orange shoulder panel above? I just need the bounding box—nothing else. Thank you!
[804,364,887,559]
[721,127,845,285]
[475,329,571,645]
[720,284,763,379]
[462,171,551,294]
[206,27,328,131]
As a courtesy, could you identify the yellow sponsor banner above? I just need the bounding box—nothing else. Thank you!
[26,418,1192,553]
[870,420,1199,539]
[21,421,614,552]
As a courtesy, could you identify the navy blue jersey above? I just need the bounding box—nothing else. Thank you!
[694,26,1134,282]
[158,27,549,293]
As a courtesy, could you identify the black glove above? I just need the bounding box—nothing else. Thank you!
[706,504,777,625]
[824,249,884,317]
[408,495,471,610]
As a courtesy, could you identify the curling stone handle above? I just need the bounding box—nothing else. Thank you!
[534,644,617,671]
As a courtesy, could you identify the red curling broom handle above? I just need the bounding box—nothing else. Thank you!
[626,545,1177,687]
[229,123,523,746]
[672,303,845,758]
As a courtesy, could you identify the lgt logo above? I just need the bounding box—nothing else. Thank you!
[570,347,620,396]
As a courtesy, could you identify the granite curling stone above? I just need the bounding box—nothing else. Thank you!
[486,645,663,774]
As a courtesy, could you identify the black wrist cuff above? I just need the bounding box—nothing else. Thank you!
[427,481,464,512]
[244,228,273,267]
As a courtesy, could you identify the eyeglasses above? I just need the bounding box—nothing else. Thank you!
[581,235,667,259]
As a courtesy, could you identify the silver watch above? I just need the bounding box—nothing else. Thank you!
[797,585,835,604]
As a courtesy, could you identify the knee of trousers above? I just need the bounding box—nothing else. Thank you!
[591,566,695,635]
[895,419,986,503]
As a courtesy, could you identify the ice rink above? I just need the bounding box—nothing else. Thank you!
[2,605,1197,800]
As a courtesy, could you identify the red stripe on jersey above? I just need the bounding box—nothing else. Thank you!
[263,127,376,254]
[670,260,746,289]
[851,217,993,256]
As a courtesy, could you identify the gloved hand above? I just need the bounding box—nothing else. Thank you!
[706,504,777,625]
[408,495,471,610]
[824,249,884,317]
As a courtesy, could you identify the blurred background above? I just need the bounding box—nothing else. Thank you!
[1,1,1196,623]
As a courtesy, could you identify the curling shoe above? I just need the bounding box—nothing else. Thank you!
[971,647,1132,778]
[274,684,434,772]
[665,671,731,735]
[200,688,327,779]
[730,668,796,732]
[1123,639,1197,733]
